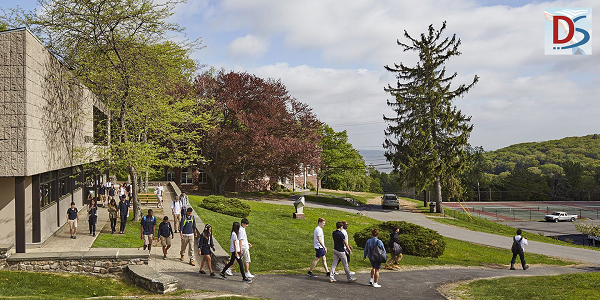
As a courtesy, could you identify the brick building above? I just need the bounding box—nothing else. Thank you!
[0,28,106,253]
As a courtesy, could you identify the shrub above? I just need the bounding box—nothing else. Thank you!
[304,195,355,207]
[200,195,251,218]
[306,181,316,191]
[353,221,446,258]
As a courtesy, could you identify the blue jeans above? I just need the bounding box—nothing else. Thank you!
[511,251,526,267]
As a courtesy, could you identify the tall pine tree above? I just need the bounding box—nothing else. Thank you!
[383,22,479,213]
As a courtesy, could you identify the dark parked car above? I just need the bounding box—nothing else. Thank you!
[382,194,399,210]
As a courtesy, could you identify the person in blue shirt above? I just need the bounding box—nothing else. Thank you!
[158,216,174,260]
[363,228,386,288]
[180,208,198,266]
[118,195,129,234]
[141,209,156,253]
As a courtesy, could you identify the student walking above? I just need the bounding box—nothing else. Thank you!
[66,202,78,239]
[510,229,529,270]
[179,192,190,216]
[155,183,164,208]
[239,218,255,278]
[118,195,129,234]
[171,196,182,233]
[88,199,98,236]
[363,228,386,288]
[141,209,156,254]
[384,226,403,270]
[329,221,357,283]
[109,185,116,201]
[180,208,198,266]
[99,184,106,207]
[308,217,330,277]
[332,220,355,276]
[108,199,118,234]
[198,224,216,276]
[220,222,251,282]
[158,216,174,259]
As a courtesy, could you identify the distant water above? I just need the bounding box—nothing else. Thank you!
[358,149,392,172]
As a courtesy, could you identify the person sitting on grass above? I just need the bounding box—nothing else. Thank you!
[141,209,156,254]
[198,224,216,276]
[158,216,174,260]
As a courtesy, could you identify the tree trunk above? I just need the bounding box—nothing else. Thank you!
[145,170,149,193]
[128,165,141,220]
[423,190,428,207]
[435,178,443,213]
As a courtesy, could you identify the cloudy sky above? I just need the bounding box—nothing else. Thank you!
[4,0,600,159]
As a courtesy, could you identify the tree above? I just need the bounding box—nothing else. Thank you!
[6,0,202,220]
[383,22,479,213]
[192,70,321,194]
[319,124,372,192]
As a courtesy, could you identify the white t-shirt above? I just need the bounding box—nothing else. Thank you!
[314,226,324,249]
[171,200,182,214]
[155,186,164,196]
[514,235,528,251]
[230,231,239,253]
[239,227,249,250]
[341,228,349,251]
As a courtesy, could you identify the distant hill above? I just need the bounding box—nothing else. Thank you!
[358,149,391,172]
[485,134,600,174]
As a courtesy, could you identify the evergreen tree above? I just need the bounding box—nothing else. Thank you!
[383,22,479,213]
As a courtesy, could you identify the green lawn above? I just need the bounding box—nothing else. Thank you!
[92,214,143,248]
[0,270,148,299]
[319,190,381,205]
[453,272,600,300]
[190,196,568,274]
[304,194,356,206]
[404,198,600,251]
[228,191,301,199]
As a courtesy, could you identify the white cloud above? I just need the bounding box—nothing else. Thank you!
[228,34,270,59]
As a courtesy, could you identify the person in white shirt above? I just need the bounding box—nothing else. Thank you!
[308,217,329,277]
[155,183,164,208]
[171,196,182,233]
[179,192,190,215]
[219,222,251,282]
[239,218,254,278]
[510,229,529,270]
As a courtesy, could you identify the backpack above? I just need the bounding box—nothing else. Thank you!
[369,239,387,263]
[511,236,523,254]
[142,215,155,224]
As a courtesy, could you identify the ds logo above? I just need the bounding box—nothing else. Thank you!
[544,8,592,55]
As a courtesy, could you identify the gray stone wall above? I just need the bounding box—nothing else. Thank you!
[7,258,147,275]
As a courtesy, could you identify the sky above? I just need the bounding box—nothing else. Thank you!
[3,0,600,164]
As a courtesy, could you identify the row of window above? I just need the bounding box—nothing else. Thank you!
[166,169,208,185]
[40,167,83,209]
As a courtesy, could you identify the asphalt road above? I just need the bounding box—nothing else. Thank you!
[503,220,595,246]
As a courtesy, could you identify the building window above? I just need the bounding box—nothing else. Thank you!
[40,172,55,209]
[181,170,193,185]
[166,170,174,182]
[59,169,70,197]
[198,170,207,184]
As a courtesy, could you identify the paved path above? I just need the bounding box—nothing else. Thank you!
[261,199,600,265]
[169,266,600,300]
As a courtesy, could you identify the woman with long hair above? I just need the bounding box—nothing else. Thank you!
[219,222,250,282]
[198,224,216,276]
[88,199,98,236]
[108,199,118,234]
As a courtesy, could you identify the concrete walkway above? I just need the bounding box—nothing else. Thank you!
[261,199,600,265]
[169,265,600,300]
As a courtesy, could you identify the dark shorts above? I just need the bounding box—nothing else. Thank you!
[315,248,326,258]
[200,247,212,256]
[371,261,382,269]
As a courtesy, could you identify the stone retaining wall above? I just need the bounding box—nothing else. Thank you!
[127,265,178,294]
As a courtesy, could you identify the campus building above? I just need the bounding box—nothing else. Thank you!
[0,28,106,253]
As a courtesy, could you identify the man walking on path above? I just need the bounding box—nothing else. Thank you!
[141,209,156,254]
[179,192,190,216]
[155,183,164,208]
[118,195,129,234]
[66,202,78,239]
[171,196,182,233]
[180,207,197,266]
[510,229,529,270]
[239,218,255,278]
[330,221,357,283]
[158,216,174,260]
[332,220,355,276]
[308,217,329,277]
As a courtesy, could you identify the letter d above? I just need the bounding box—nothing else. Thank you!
[553,16,575,44]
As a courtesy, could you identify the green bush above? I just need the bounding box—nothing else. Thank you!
[353,221,446,258]
[304,195,355,207]
[200,195,251,218]
[306,181,316,191]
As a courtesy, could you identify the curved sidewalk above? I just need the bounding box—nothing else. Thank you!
[262,199,600,265]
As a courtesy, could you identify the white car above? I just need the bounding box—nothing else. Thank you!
[544,212,578,222]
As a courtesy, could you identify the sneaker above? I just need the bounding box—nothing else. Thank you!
[225,269,233,276]
[350,271,356,275]
[326,272,330,277]
[369,279,374,285]
[190,260,196,266]
[180,255,184,261]
[163,255,167,260]
[307,271,317,277]
[73,236,76,239]
[348,277,357,282]
[199,270,206,274]
[510,267,516,270]
[92,233,95,237]
[332,271,339,275]
[219,273,227,280]
[523,265,529,270]
[372,283,381,288]
[329,278,337,283]
[210,272,216,277]
[245,272,255,278]
[243,278,252,283]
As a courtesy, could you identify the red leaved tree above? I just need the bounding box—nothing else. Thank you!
[193,70,321,194]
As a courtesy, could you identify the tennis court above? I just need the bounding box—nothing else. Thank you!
[442,201,600,222]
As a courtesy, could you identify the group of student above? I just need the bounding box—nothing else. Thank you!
[307,217,404,288]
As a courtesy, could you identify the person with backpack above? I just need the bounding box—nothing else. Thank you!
[219,222,251,282]
[171,196,182,233]
[198,224,216,276]
[158,216,174,260]
[141,209,156,253]
[363,228,386,288]
[510,229,529,270]
[180,207,198,266]
[384,226,403,270]
[329,221,357,283]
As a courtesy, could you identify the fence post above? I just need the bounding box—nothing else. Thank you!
[530,209,531,221]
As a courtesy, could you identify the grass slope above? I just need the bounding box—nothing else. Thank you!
[0,270,147,299]
[190,196,568,274]
[455,272,600,300]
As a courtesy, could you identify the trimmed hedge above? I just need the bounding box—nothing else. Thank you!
[304,195,356,207]
[353,221,446,258]
[200,195,251,218]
